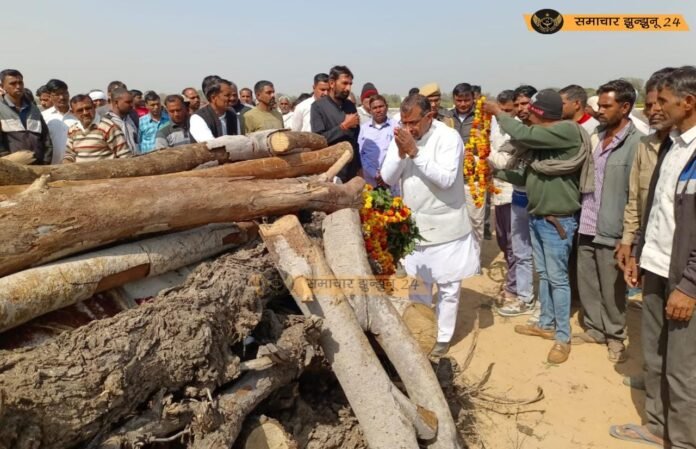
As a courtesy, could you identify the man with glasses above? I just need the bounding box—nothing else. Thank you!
[381,93,479,359]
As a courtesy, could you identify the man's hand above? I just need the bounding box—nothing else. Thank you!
[375,172,387,188]
[624,256,641,288]
[666,289,696,321]
[483,101,501,116]
[394,127,418,158]
[615,243,632,271]
[341,113,360,130]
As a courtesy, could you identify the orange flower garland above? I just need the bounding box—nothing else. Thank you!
[359,185,422,275]
[463,96,499,208]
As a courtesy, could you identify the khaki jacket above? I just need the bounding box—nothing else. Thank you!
[621,133,661,245]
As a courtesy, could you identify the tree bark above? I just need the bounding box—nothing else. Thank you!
[0,131,327,186]
[0,222,258,333]
[268,131,327,152]
[321,208,463,449]
[0,143,351,199]
[0,176,364,277]
[0,243,282,449]
[260,215,420,449]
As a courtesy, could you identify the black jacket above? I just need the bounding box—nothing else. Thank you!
[193,105,239,141]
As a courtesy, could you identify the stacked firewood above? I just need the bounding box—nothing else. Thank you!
[0,131,461,449]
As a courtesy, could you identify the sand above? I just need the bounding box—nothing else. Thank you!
[445,237,645,449]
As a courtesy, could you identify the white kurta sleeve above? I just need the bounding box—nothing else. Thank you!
[380,139,406,187]
[411,134,463,189]
[189,114,215,142]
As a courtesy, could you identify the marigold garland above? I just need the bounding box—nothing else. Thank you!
[359,185,423,275]
[463,96,499,208]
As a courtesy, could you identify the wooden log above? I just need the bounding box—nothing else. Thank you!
[0,130,327,186]
[0,176,365,278]
[0,243,283,449]
[0,222,258,333]
[321,208,463,449]
[0,143,351,198]
[268,131,327,152]
[243,417,298,449]
[2,150,35,165]
[260,215,420,449]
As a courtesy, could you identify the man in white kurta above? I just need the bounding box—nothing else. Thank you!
[381,94,480,357]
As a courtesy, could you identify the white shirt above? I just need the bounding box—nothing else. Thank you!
[189,113,227,142]
[282,111,294,128]
[630,111,650,136]
[381,120,471,246]
[641,125,696,277]
[42,106,78,164]
[580,115,600,135]
[290,96,315,132]
[488,116,513,206]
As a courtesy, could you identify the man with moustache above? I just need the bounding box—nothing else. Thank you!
[155,95,192,149]
[42,79,78,164]
[103,88,140,154]
[381,93,479,358]
[612,65,696,449]
[189,78,239,142]
[572,80,643,364]
[181,87,201,114]
[63,95,129,163]
[311,65,361,180]
[358,94,397,193]
[291,73,330,132]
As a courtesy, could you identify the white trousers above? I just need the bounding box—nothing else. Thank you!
[465,184,486,243]
[409,280,462,343]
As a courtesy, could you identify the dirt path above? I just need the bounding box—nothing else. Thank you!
[448,238,645,449]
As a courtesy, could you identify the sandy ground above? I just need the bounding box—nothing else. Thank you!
[446,237,645,449]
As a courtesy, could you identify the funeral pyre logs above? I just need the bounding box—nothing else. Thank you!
[0,131,465,449]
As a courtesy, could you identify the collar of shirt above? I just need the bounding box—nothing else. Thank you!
[670,124,696,147]
[369,118,393,130]
[598,121,631,153]
[3,94,28,111]
[577,113,593,125]
[74,115,101,133]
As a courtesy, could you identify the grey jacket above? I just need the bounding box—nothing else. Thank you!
[0,95,52,164]
[590,121,643,247]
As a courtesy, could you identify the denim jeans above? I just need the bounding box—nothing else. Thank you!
[529,215,578,343]
[511,203,534,303]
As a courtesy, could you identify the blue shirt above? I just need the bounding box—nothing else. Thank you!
[358,118,399,194]
[138,112,170,153]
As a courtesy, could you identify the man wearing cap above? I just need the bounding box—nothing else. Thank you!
[485,89,589,364]
[88,90,108,108]
[382,93,479,359]
[420,83,454,128]
[358,82,378,124]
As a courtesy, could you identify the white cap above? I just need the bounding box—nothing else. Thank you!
[89,90,107,102]
[587,95,599,113]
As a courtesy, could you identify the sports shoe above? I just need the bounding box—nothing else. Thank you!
[548,341,571,364]
[608,340,628,364]
[430,342,450,358]
[514,324,555,340]
[498,300,537,317]
[526,304,541,325]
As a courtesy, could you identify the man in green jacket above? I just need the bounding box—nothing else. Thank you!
[485,89,586,364]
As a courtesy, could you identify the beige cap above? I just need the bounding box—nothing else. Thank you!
[587,95,599,113]
[420,82,441,97]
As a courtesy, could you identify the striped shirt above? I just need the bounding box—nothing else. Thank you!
[579,124,630,236]
[155,121,192,149]
[63,116,131,163]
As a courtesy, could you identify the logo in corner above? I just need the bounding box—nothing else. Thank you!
[531,9,564,34]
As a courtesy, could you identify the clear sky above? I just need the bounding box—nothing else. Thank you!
[2,0,694,97]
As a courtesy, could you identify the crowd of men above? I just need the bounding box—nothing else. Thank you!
[1,64,695,448]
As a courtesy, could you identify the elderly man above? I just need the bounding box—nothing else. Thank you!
[278,95,293,127]
[88,90,108,108]
[381,94,479,358]
[612,65,696,449]
[181,87,201,114]
[0,69,52,164]
[291,73,330,132]
[63,95,129,163]
[155,95,192,149]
